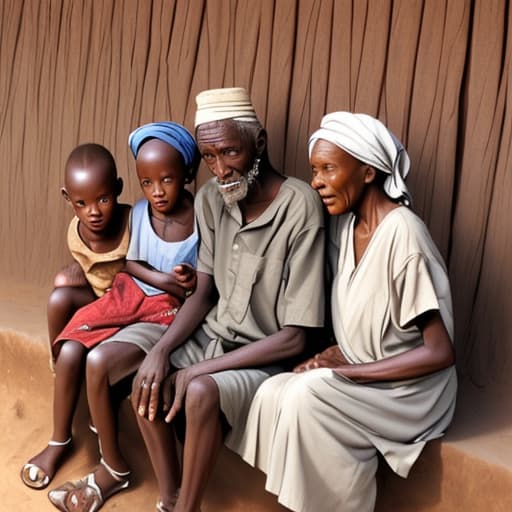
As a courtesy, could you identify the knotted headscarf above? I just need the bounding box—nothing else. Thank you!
[308,112,412,206]
[194,87,259,127]
[128,122,200,173]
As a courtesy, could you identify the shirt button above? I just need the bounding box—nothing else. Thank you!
[233,244,239,251]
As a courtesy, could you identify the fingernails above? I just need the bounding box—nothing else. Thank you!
[138,406,145,416]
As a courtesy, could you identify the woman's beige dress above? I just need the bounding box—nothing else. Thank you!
[236,207,458,512]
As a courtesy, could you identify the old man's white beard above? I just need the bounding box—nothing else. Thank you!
[217,175,250,208]
[217,158,261,208]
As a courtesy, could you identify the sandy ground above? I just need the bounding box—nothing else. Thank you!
[2,281,512,511]
[0,282,287,511]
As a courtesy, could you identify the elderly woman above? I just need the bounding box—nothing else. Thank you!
[237,112,457,512]
[130,88,325,512]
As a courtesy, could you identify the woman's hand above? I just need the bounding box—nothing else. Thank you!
[294,345,348,373]
[329,312,455,383]
[131,345,172,421]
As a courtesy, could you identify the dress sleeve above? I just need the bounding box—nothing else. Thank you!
[394,253,442,329]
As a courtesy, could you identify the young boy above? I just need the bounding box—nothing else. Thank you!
[48,144,131,355]
[21,143,130,489]
[43,122,199,511]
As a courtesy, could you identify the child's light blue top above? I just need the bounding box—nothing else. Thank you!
[127,199,198,296]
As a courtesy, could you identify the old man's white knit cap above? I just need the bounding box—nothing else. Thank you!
[194,87,259,127]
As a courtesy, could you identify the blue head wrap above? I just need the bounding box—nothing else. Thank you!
[128,122,200,174]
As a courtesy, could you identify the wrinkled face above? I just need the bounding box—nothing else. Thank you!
[196,120,257,206]
[310,139,369,216]
[63,160,120,234]
[136,139,187,216]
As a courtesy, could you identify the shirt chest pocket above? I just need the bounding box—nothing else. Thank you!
[227,253,264,323]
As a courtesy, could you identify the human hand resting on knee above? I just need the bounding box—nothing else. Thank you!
[162,366,201,423]
[131,345,173,421]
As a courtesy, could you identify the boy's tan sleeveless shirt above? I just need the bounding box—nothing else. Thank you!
[67,209,130,296]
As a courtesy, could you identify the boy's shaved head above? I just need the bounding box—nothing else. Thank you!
[61,143,123,236]
[64,143,117,189]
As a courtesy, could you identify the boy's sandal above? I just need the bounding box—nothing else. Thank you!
[156,501,171,512]
[20,437,72,490]
[88,421,98,435]
[156,489,180,512]
[47,457,130,512]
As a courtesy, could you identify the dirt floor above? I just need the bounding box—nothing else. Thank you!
[2,281,512,511]
[0,282,287,511]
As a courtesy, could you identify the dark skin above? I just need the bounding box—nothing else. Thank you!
[74,140,197,500]
[25,144,129,485]
[49,144,130,355]
[302,139,455,381]
[132,120,306,512]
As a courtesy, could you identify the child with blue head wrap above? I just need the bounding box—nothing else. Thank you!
[46,121,201,512]
[129,121,200,184]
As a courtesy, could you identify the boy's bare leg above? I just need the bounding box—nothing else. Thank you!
[84,342,146,494]
[47,286,94,343]
[47,261,94,365]
[47,262,94,346]
[23,340,86,480]
[174,375,223,512]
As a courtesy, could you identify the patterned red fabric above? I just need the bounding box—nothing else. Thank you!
[54,272,181,349]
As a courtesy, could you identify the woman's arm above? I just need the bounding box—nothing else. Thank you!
[335,311,454,383]
[124,260,195,299]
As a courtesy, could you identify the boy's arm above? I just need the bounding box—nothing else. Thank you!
[124,260,195,299]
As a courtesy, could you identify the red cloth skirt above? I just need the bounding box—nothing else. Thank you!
[54,272,181,349]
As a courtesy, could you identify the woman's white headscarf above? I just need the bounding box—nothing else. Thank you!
[308,112,412,206]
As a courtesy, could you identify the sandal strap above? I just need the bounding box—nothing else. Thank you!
[100,457,131,482]
[84,471,103,499]
[156,501,171,512]
[156,489,180,512]
[48,437,72,447]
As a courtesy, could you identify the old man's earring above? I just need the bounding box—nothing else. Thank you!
[247,157,261,185]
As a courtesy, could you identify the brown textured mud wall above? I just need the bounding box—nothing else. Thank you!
[1,0,511,388]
